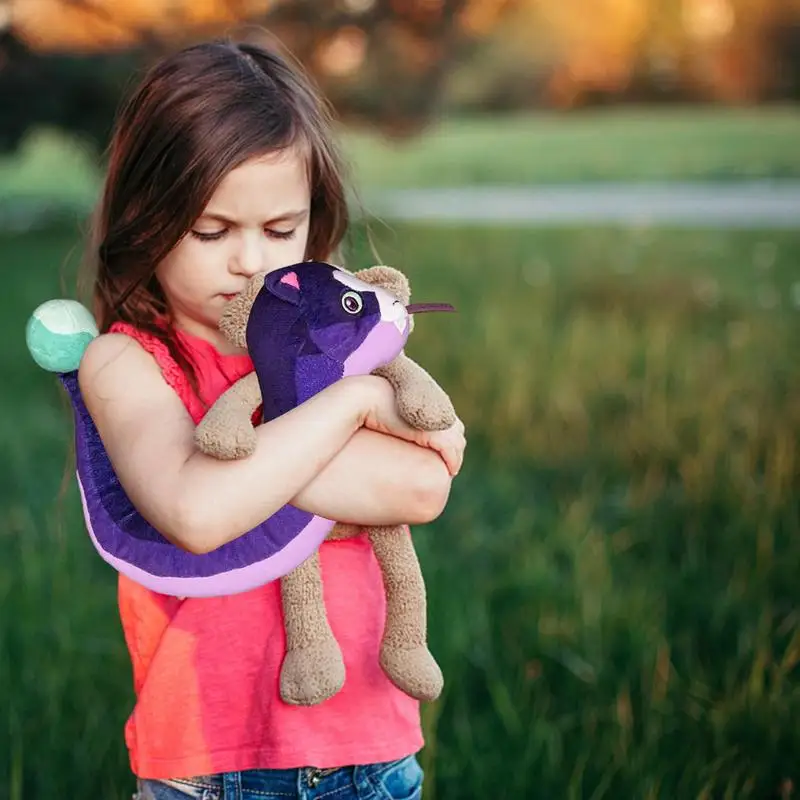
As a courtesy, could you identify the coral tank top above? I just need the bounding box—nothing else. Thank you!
[108,322,422,780]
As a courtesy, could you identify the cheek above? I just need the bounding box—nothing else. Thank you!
[159,239,218,292]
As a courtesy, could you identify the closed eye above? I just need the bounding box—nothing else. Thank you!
[268,229,296,241]
[190,228,297,243]
[191,229,226,242]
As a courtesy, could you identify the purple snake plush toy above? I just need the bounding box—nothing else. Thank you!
[26,261,453,598]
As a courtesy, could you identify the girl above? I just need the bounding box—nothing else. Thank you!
[77,39,465,800]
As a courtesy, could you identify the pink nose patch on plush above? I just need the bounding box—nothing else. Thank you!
[280,272,300,289]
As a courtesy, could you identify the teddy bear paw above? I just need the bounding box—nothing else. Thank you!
[194,418,257,460]
[396,385,457,432]
[380,644,443,702]
[280,637,346,706]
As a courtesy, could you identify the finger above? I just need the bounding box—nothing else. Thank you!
[434,444,456,475]
[445,446,462,476]
[447,433,466,457]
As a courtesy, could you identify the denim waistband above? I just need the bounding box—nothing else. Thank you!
[137,756,420,798]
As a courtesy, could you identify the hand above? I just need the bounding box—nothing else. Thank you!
[357,376,467,476]
[421,417,466,477]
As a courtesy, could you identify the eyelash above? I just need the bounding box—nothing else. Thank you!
[190,229,297,243]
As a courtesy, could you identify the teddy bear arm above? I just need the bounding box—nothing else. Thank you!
[373,353,456,432]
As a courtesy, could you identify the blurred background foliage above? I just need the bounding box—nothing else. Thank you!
[2,0,800,152]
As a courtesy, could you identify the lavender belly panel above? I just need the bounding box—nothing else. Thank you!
[344,321,407,376]
[62,371,332,595]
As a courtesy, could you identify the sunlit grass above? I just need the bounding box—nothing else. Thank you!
[343,106,800,189]
[2,222,799,798]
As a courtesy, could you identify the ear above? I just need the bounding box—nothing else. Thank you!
[219,273,265,349]
[265,268,302,306]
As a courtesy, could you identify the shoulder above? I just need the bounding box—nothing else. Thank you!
[79,332,171,408]
[80,331,156,381]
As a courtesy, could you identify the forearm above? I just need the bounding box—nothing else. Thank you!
[173,377,370,552]
[291,429,452,526]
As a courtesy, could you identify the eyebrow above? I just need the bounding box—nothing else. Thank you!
[200,209,309,225]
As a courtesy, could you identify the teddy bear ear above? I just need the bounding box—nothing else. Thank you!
[265,268,302,305]
[219,273,265,348]
[354,265,411,306]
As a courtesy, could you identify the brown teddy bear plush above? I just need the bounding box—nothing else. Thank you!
[193,265,456,706]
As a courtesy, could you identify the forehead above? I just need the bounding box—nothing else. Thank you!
[206,146,311,217]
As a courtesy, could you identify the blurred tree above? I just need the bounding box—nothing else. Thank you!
[767,16,800,101]
[2,0,798,156]
[1,0,520,154]
[0,28,138,153]
[483,0,800,108]
[250,0,501,136]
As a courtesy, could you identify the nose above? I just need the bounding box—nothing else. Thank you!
[230,232,267,278]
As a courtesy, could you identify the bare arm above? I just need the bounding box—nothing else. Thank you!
[291,429,452,526]
[78,334,451,554]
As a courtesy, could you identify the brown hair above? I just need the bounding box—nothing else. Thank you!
[80,38,350,397]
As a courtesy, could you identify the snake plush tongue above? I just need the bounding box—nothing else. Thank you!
[406,303,456,314]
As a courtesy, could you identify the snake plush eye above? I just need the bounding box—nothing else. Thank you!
[341,291,363,314]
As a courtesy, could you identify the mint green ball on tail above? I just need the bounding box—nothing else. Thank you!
[26,299,98,373]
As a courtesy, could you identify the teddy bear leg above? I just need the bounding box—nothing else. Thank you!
[279,551,345,706]
[369,526,443,702]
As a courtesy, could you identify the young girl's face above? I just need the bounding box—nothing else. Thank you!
[156,146,311,352]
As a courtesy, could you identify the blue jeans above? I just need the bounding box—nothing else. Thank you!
[134,755,424,800]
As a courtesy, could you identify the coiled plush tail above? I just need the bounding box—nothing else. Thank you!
[23,295,336,598]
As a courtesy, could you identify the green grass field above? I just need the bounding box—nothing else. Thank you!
[344,106,800,189]
[2,220,799,798]
[1,107,799,216]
